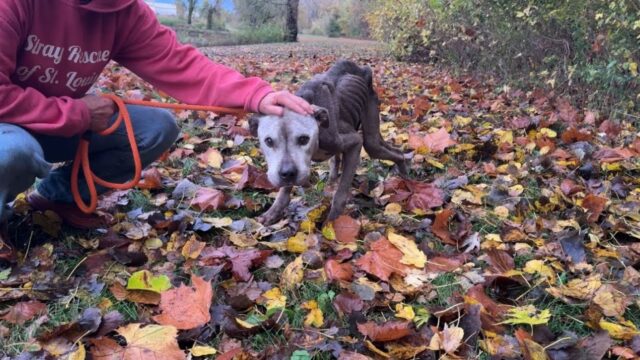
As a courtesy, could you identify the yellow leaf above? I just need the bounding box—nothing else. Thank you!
[322,222,336,240]
[523,260,555,283]
[500,305,551,326]
[286,232,308,253]
[206,149,223,168]
[281,256,304,289]
[599,319,640,340]
[546,274,602,300]
[302,301,324,328]
[387,232,427,268]
[181,236,206,260]
[509,185,524,196]
[191,345,217,356]
[539,128,557,138]
[593,284,627,317]
[365,340,391,358]
[493,206,510,218]
[384,203,403,215]
[235,318,258,329]
[262,287,286,311]
[630,62,638,77]
[394,303,415,321]
[69,343,86,360]
[453,115,472,127]
[229,232,258,248]
[427,158,445,169]
[201,216,233,228]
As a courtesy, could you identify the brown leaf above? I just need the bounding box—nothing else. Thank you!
[114,324,185,360]
[190,187,225,211]
[137,168,163,190]
[432,208,455,245]
[0,300,47,325]
[325,259,354,282]
[355,236,409,281]
[110,282,161,305]
[515,328,549,360]
[384,177,444,213]
[357,321,412,342]
[200,246,271,281]
[485,249,515,274]
[153,275,213,330]
[332,215,361,243]
[425,254,468,273]
[582,194,607,223]
[333,292,364,315]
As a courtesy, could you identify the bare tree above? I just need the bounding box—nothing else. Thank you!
[182,0,197,25]
[205,0,223,30]
[284,0,299,42]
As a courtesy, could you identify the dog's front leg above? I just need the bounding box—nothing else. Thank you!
[327,134,363,221]
[328,154,341,183]
[258,186,293,225]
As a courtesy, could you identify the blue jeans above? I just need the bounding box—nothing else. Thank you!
[1,105,179,205]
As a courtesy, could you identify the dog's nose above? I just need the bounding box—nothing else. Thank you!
[279,167,298,182]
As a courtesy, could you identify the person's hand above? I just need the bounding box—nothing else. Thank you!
[258,91,314,116]
[80,95,115,132]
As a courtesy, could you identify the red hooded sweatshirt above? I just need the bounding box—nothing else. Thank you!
[0,0,274,137]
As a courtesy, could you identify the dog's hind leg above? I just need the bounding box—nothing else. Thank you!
[329,154,341,183]
[327,134,363,221]
[258,186,293,225]
[361,100,408,176]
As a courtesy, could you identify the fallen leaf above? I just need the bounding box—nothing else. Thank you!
[301,300,324,328]
[0,300,47,325]
[181,236,206,259]
[357,321,412,342]
[325,259,354,282]
[500,305,551,326]
[355,236,409,281]
[127,270,171,294]
[429,325,464,354]
[281,255,304,289]
[260,287,286,311]
[153,275,213,330]
[582,194,607,223]
[332,215,361,243]
[117,324,185,359]
[190,187,225,211]
[387,231,427,268]
[191,345,217,357]
[432,208,456,245]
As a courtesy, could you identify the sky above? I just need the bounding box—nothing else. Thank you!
[154,0,235,12]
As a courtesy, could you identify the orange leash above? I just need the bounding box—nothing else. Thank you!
[71,93,245,214]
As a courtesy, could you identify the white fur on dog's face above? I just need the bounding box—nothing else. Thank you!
[256,110,320,188]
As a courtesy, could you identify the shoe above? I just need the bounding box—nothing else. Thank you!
[27,192,108,230]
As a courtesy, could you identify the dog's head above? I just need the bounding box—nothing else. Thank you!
[250,106,329,188]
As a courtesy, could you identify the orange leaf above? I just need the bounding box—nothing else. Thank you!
[582,194,606,223]
[137,168,163,190]
[357,321,411,342]
[332,215,360,243]
[433,209,455,245]
[423,127,457,153]
[153,275,213,330]
[325,259,354,282]
[355,236,409,281]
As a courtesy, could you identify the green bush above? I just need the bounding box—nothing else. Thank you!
[327,14,343,38]
[367,0,640,113]
[231,24,285,44]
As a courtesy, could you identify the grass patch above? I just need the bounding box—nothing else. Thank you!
[430,273,462,307]
[539,298,590,337]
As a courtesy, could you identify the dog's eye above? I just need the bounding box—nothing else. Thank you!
[297,135,310,146]
[264,137,274,148]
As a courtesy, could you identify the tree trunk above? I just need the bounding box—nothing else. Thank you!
[187,0,196,25]
[206,7,214,29]
[284,0,299,42]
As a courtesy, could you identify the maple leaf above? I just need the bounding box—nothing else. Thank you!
[355,236,409,281]
[500,305,551,326]
[331,215,361,243]
[387,231,426,268]
[91,324,185,360]
[200,246,271,281]
[384,177,444,213]
[0,300,47,325]
[153,275,213,330]
[190,187,225,211]
[325,259,354,282]
[357,320,412,342]
[423,127,457,152]
[428,325,464,354]
[136,167,163,190]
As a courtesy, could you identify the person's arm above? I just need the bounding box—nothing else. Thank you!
[114,2,274,113]
[0,1,91,137]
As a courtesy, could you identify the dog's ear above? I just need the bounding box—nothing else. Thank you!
[249,115,260,137]
[312,105,330,129]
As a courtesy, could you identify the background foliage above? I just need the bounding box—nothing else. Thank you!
[367,0,640,115]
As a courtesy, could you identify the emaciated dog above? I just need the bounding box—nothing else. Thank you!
[250,60,407,224]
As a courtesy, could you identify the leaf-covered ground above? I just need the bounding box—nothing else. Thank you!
[2,37,640,359]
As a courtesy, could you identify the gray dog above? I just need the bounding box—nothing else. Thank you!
[250,60,407,224]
